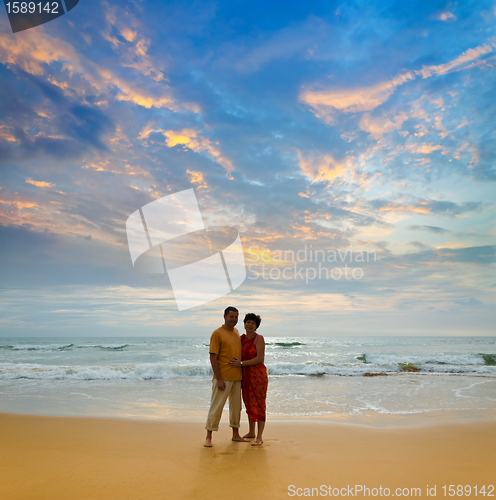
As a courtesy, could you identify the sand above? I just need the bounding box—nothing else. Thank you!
[0,413,495,500]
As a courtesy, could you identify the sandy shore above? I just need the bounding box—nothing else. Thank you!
[1,413,494,500]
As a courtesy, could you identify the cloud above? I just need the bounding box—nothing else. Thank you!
[0,224,153,288]
[64,104,115,150]
[100,4,167,83]
[359,112,409,139]
[0,125,17,142]
[416,43,495,79]
[0,30,81,76]
[121,29,137,43]
[26,179,55,188]
[406,142,444,155]
[423,245,496,265]
[300,72,416,122]
[0,26,197,113]
[370,199,481,217]
[186,170,207,188]
[300,40,496,122]
[217,16,330,74]
[0,191,47,229]
[0,75,116,161]
[433,11,457,22]
[138,126,235,177]
[408,225,450,234]
[296,149,348,184]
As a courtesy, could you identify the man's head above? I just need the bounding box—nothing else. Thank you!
[223,306,239,329]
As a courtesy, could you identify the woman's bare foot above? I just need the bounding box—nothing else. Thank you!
[243,433,256,439]
[251,439,263,446]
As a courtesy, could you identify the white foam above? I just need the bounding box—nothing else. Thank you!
[0,362,212,380]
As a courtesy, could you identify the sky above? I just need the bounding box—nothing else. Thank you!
[0,0,495,337]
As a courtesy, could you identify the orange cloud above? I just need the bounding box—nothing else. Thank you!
[378,202,431,215]
[26,179,55,188]
[407,143,443,155]
[359,112,408,138]
[97,69,194,111]
[0,30,81,76]
[187,170,207,188]
[297,149,349,184]
[0,193,45,228]
[300,40,496,121]
[417,43,494,78]
[300,72,415,122]
[433,11,456,21]
[0,24,197,113]
[121,29,137,42]
[0,199,38,210]
[453,142,479,166]
[139,126,235,177]
[0,126,16,142]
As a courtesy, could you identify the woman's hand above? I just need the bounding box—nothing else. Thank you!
[229,358,241,367]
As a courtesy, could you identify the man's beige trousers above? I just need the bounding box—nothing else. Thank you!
[205,379,242,431]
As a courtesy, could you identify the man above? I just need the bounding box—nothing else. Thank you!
[204,306,246,447]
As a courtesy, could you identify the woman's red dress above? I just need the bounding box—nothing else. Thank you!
[241,333,268,422]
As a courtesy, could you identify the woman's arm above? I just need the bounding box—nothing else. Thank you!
[230,336,265,367]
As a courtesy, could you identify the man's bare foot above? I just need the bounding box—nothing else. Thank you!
[251,439,263,446]
[204,438,212,447]
[232,435,248,442]
[243,433,256,439]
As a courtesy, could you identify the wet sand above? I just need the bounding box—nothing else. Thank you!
[1,412,495,499]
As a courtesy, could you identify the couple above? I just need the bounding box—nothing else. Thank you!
[204,306,268,447]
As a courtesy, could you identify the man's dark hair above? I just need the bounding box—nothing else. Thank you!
[244,313,261,329]
[224,306,239,316]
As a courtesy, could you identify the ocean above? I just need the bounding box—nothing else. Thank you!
[1,336,495,421]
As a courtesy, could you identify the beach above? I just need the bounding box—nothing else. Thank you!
[1,336,495,498]
[1,412,495,500]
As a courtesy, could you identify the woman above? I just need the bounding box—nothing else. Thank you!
[229,313,268,446]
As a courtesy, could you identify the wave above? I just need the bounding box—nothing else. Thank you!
[1,354,495,380]
[356,353,495,366]
[268,361,496,377]
[1,361,494,379]
[76,344,130,350]
[268,342,306,348]
[0,344,74,351]
[480,354,496,366]
[0,343,131,351]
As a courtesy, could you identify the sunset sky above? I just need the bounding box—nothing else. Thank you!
[0,0,495,337]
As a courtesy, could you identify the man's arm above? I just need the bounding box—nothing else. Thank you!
[229,336,265,367]
[210,352,225,390]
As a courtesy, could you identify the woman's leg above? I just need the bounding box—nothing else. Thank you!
[252,420,265,446]
[243,415,256,438]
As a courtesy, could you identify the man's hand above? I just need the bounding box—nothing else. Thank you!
[217,378,226,390]
[229,357,241,368]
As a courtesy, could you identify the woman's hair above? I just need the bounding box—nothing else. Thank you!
[244,313,261,329]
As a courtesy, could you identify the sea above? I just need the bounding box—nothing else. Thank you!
[1,336,495,422]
